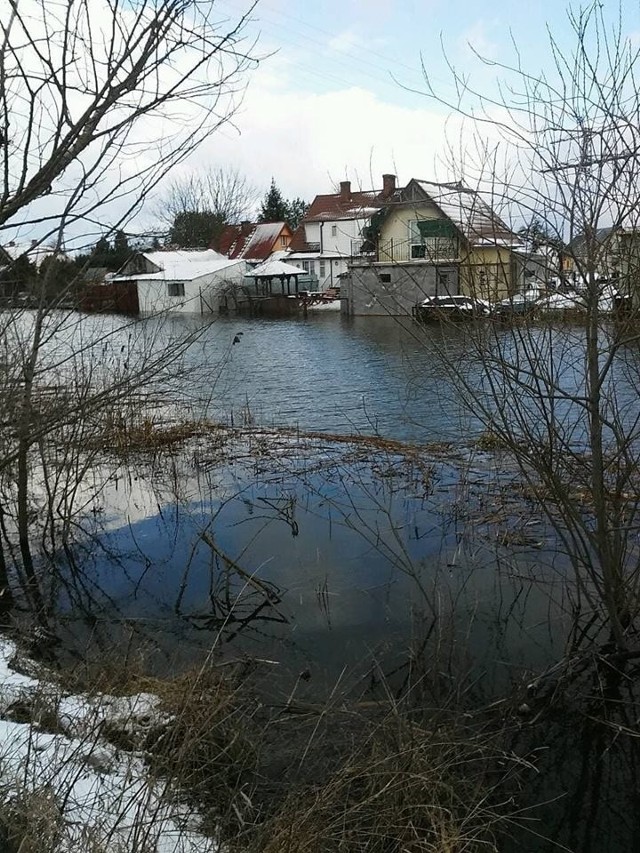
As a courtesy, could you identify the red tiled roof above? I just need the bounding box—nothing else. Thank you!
[214,222,291,260]
[216,225,244,256]
[304,189,387,222]
[288,224,311,253]
[241,222,290,260]
[289,182,398,251]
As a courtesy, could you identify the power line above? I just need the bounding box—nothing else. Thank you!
[217,0,452,99]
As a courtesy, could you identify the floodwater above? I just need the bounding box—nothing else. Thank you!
[196,313,472,440]
[52,312,578,682]
[31,310,640,851]
[59,430,567,696]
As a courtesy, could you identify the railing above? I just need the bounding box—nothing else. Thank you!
[349,238,460,264]
[378,239,460,264]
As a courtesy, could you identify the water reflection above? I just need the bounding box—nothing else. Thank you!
[53,431,570,700]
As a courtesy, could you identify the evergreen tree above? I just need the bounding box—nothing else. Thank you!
[80,233,132,272]
[91,237,112,267]
[0,255,36,297]
[112,230,130,268]
[258,179,290,223]
[518,216,559,251]
[287,197,309,231]
[38,256,80,299]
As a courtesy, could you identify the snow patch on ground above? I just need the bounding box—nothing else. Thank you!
[0,638,217,852]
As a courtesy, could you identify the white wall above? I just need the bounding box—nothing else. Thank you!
[304,218,369,257]
[287,256,346,290]
[317,257,347,289]
[137,262,246,314]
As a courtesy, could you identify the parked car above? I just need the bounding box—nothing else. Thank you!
[412,294,489,321]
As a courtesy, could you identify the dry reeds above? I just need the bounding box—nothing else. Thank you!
[247,707,514,853]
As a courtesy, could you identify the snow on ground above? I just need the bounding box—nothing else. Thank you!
[305,299,340,311]
[0,637,217,852]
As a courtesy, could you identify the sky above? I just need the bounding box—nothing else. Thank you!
[5,0,640,246]
[150,0,640,219]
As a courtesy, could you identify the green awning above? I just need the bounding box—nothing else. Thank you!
[416,220,457,238]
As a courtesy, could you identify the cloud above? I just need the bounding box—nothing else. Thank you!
[152,73,461,219]
[458,19,499,62]
[328,30,367,54]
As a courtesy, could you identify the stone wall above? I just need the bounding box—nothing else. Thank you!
[343,263,459,316]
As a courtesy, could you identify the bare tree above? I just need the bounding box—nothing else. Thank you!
[163,167,258,224]
[0,0,261,624]
[0,0,259,244]
[418,2,640,655]
[159,166,258,246]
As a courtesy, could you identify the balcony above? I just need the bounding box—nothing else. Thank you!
[350,238,460,264]
[379,238,460,264]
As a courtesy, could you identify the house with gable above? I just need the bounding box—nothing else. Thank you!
[215,222,292,264]
[107,249,246,314]
[287,175,399,291]
[343,179,526,316]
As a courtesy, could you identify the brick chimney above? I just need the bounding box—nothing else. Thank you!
[381,174,396,198]
[340,180,351,201]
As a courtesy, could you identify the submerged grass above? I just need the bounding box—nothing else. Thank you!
[246,706,518,853]
[29,638,525,853]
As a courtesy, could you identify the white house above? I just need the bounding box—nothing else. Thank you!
[108,249,247,314]
[287,175,399,291]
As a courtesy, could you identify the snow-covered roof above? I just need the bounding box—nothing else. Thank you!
[286,251,343,260]
[268,249,291,262]
[112,250,242,283]
[301,185,395,225]
[218,222,289,260]
[143,249,224,271]
[240,223,284,258]
[413,181,522,247]
[245,259,305,277]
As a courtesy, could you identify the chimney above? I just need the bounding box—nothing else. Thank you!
[382,174,396,198]
[340,180,351,201]
[241,220,253,236]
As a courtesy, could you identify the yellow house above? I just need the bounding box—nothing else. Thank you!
[345,179,524,315]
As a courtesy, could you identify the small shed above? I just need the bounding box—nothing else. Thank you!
[108,250,247,314]
[245,259,306,297]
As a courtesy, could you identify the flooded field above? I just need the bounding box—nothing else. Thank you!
[7,308,640,851]
[55,427,568,697]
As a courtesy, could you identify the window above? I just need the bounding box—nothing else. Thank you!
[280,235,287,247]
[167,282,185,297]
[409,220,458,260]
[436,267,457,294]
[331,225,337,237]
[302,260,309,273]
[319,260,326,278]
[380,273,392,283]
